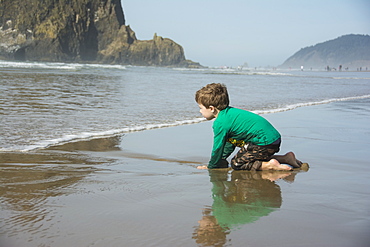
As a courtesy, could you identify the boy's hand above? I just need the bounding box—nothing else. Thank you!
[197,165,208,170]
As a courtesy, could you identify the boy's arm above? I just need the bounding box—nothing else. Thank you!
[208,124,229,169]
[197,159,228,170]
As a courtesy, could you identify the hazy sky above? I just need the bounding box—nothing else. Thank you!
[122,0,370,67]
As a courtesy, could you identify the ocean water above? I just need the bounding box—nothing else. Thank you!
[1,60,370,247]
[1,60,370,152]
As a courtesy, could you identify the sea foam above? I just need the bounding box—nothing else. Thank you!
[0,60,126,70]
[15,118,206,152]
[252,94,370,115]
[13,94,370,152]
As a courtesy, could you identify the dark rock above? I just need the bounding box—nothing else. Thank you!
[0,0,201,67]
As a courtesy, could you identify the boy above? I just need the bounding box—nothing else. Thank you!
[195,83,305,170]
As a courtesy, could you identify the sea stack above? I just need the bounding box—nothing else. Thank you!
[0,0,200,67]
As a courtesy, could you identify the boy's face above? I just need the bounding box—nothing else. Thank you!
[198,104,217,120]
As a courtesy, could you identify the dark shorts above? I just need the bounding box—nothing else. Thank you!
[230,138,281,171]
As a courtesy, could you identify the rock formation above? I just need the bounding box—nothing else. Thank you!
[280,34,370,69]
[0,0,200,67]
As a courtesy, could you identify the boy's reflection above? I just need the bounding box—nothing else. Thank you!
[193,169,298,246]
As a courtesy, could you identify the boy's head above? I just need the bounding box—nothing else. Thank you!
[195,83,229,111]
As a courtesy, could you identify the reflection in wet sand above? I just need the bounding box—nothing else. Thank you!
[0,151,109,244]
[193,169,300,246]
[1,130,310,246]
[47,136,123,152]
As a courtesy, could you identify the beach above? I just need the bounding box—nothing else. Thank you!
[1,97,369,247]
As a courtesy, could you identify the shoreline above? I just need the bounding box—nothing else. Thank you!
[2,93,370,153]
[1,98,370,247]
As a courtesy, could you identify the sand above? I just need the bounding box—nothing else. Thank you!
[1,98,369,247]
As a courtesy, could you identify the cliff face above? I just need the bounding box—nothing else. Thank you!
[280,34,370,69]
[0,0,199,67]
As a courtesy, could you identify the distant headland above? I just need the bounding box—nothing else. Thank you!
[0,0,201,67]
[279,34,370,70]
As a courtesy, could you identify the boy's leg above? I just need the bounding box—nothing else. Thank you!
[231,143,291,171]
[272,152,302,168]
[230,145,262,170]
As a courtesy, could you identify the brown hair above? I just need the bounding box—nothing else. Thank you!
[195,83,229,110]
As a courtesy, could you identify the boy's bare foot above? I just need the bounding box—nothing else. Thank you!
[197,165,208,170]
[260,159,293,171]
[273,152,302,168]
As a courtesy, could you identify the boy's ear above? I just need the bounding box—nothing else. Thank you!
[209,105,216,112]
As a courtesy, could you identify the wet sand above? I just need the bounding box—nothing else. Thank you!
[1,98,370,247]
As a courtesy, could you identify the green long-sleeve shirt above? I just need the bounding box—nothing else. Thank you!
[209,107,281,169]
